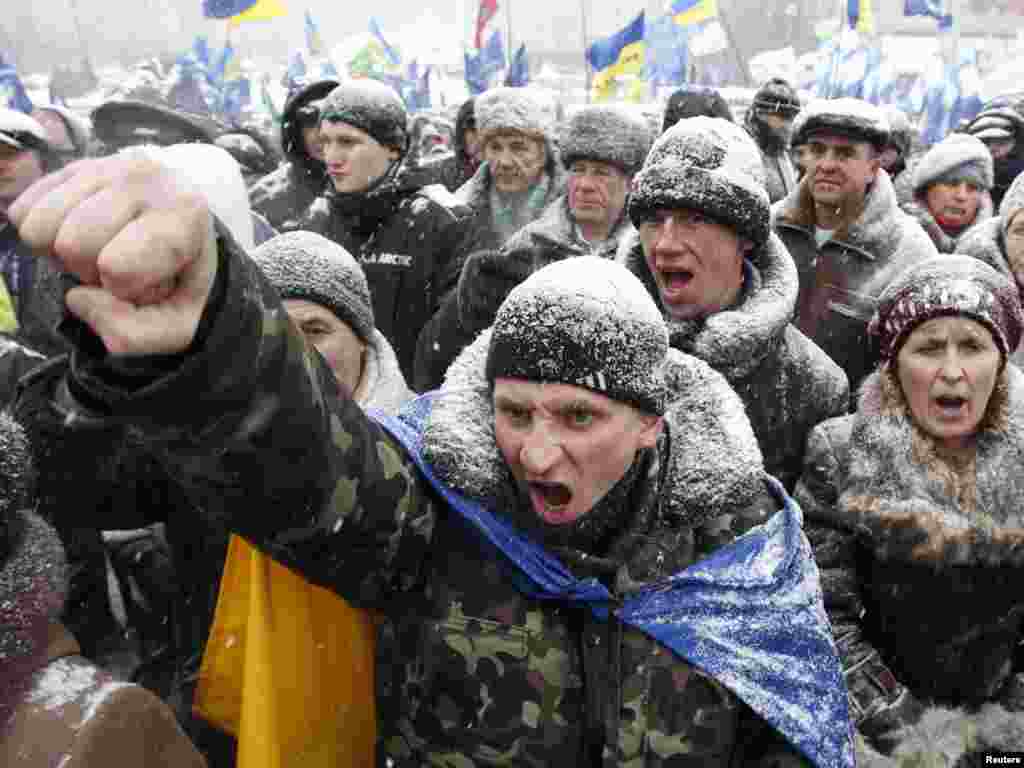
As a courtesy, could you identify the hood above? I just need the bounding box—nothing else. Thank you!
[621,231,799,381]
[773,169,924,262]
[902,192,995,254]
[839,364,1024,568]
[422,329,767,535]
[359,330,413,416]
[280,79,338,171]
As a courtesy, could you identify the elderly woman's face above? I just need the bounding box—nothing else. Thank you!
[924,180,981,230]
[896,316,1001,450]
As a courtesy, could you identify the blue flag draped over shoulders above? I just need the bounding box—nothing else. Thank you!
[371,394,855,768]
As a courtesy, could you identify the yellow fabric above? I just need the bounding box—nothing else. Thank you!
[856,0,875,35]
[0,277,16,332]
[195,535,376,768]
[227,0,287,26]
[673,0,718,27]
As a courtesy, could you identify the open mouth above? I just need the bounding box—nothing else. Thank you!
[528,481,574,523]
[657,269,694,302]
[934,394,968,418]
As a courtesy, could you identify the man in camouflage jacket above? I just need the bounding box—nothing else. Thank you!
[9,152,852,767]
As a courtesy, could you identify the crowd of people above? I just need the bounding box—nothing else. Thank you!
[2,66,1024,767]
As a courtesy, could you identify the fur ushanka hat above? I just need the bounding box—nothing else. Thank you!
[869,255,1024,364]
[558,105,652,176]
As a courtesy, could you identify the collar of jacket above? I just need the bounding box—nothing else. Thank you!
[326,160,405,230]
[455,154,568,212]
[621,231,798,382]
[773,170,910,263]
[840,364,1024,568]
[523,194,636,260]
[421,329,767,540]
[902,192,994,254]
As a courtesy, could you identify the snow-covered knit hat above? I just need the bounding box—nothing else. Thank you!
[252,231,375,343]
[999,170,1024,236]
[0,411,34,564]
[485,257,669,415]
[869,255,1023,363]
[559,105,652,175]
[475,87,553,143]
[912,133,994,196]
[628,116,769,247]
[751,78,801,117]
[130,143,255,251]
[791,98,890,150]
[319,80,408,153]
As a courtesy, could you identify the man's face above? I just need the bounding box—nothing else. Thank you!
[302,122,324,162]
[639,208,748,321]
[493,379,661,527]
[1004,209,1024,288]
[483,131,546,194]
[923,180,982,230]
[320,120,399,194]
[804,134,879,209]
[984,138,1015,161]
[567,159,631,236]
[283,299,367,399]
[0,144,44,217]
[760,112,793,135]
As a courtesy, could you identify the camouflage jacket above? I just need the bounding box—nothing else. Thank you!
[38,229,813,767]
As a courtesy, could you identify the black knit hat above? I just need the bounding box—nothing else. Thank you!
[0,411,34,564]
[661,85,733,133]
[485,257,669,415]
[751,78,801,117]
[870,255,1024,363]
[559,105,653,175]
[251,231,376,343]
[629,116,770,248]
[320,80,408,153]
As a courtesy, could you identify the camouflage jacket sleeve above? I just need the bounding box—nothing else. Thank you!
[52,224,438,609]
[794,419,921,754]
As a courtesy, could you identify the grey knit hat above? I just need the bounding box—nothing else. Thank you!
[475,86,553,143]
[912,133,994,196]
[559,105,653,175]
[251,231,375,343]
[791,98,890,150]
[869,255,1023,363]
[1000,170,1024,237]
[319,80,408,153]
[628,116,770,247]
[486,256,669,415]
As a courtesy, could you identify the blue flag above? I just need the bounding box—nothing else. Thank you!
[369,17,401,67]
[0,53,33,114]
[304,9,323,57]
[193,36,211,68]
[645,12,688,86]
[203,0,259,18]
[465,30,506,95]
[505,44,529,87]
[905,0,952,28]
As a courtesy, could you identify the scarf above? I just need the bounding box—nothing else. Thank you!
[489,171,552,244]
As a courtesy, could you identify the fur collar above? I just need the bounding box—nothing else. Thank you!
[773,169,910,261]
[902,193,994,254]
[422,331,767,536]
[359,330,412,416]
[620,232,799,381]
[839,365,1024,567]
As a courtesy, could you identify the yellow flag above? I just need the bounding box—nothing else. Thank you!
[856,0,874,34]
[0,277,16,332]
[228,0,287,27]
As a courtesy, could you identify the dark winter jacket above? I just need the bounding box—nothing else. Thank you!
[405,98,479,193]
[413,193,634,392]
[23,231,843,767]
[298,166,476,385]
[795,367,1024,759]
[622,232,849,491]
[744,117,797,204]
[248,80,336,230]
[0,224,69,357]
[900,192,994,254]
[771,171,937,391]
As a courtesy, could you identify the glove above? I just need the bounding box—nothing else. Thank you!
[456,247,535,335]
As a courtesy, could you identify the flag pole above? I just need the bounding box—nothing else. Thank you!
[715,0,752,87]
[505,0,514,68]
[579,0,591,103]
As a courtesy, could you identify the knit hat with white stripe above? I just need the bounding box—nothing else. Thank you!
[485,256,669,415]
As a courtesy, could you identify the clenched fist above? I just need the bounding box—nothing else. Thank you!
[9,149,219,356]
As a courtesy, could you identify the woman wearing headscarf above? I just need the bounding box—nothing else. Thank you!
[795,256,1024,764]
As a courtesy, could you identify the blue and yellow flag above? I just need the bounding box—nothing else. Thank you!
[304,10,323,57]
[203,0,286,25]
[848,0,875,34]
[671,0,717,27]
[587,11,645,100]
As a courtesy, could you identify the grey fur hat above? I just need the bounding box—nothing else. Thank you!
[486,256,669,415]
[869,255,1023,363]
[252,231,375,343]
[999,170,1024,236]
[475,86,553,143]
[628,116,770,247]
[559,105,653,175]
[319,80,408,153]
[912,133,994,196]
[791,98,890,150]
